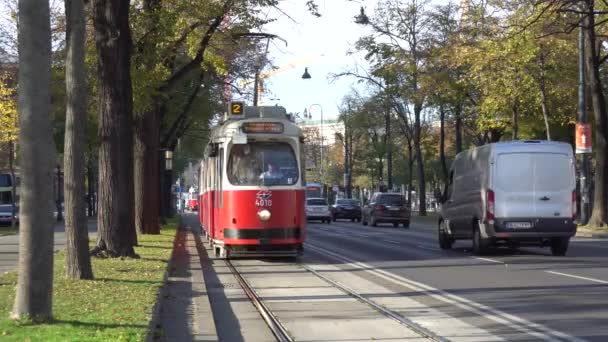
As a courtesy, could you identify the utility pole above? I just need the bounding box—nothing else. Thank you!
[578,21,590,224]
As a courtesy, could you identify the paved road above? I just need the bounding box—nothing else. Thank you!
[0,220,97,275]
[304,218,608,341]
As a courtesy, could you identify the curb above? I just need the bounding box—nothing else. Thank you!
[144,216,183,342]
[576,229,608,238]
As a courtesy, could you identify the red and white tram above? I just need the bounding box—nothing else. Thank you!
[198,106,306,258]
[187,190,199,211]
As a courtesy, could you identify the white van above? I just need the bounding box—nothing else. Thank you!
[438,141,576,256]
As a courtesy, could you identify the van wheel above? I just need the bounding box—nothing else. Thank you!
[393,222,399,228]
[550,237,569,256]
[438,221,453,250]
[472,224,489,255]
[403,221,410,228]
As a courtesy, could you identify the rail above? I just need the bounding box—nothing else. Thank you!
[226,260,293,342]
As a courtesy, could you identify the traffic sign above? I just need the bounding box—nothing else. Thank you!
[576,123,592,154]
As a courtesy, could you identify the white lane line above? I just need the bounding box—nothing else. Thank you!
[383,240,401,245]
[473,257,505,264]
[307,243,585,342]
[545,271,608,284]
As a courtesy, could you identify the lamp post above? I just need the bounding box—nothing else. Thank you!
[55,165,63,222]
[303,104,324,179]
[165,150,174,217]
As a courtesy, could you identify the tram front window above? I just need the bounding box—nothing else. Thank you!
[228,142,299,186]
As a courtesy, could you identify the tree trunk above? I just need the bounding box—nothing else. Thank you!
[538,53,551,141]
[91,0,138,257]
[135,107,161,234]
[455,104,463,153]
[584,9,608,227]
[12,0,55,321]
[439,105,448,189]
[406,140,414,208]
[134,0,161,235]
[511,104,518,140]
[414,102,426,215]
[64,0,93,279]
[385,107,393,190]
[9,142,16,229]
[87,156,95,216]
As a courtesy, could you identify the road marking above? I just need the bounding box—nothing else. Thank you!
[473,257,504,264]
[383,240,401,245]
[307,243,585,342]
[545,271,608,284]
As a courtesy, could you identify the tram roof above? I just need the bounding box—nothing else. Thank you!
[210,106,302,139]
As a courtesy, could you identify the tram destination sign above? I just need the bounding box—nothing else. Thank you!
[242,122,284,134]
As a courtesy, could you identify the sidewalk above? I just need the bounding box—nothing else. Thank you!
[153,222,217,341]
[576,227,608,238]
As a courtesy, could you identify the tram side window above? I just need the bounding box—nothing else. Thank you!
[227,142,299,186]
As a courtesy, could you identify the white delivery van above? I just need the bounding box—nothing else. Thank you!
[438,141,576,256]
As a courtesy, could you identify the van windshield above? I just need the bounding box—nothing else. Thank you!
[495,153,573,192]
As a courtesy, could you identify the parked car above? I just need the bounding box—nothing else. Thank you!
[0,204,18,225]
[438,141,576,256]
[306,198,331,224]
[331,198,362,222]
[362,193,410,228]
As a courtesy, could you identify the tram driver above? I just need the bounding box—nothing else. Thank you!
[259,163,284,183]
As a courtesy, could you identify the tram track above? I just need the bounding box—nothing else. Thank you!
[225,260,293,342]
[301,262,448,342]
[226,257,443,342]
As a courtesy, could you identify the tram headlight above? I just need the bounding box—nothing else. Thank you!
[257,209,272,222]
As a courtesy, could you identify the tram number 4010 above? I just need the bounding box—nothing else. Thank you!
[255,199,272,207]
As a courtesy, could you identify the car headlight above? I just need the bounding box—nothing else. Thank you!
[257,209,271,222]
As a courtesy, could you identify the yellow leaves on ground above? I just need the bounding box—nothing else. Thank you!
[0,73,18,144]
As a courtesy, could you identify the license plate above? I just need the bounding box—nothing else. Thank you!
[506,222,532,229]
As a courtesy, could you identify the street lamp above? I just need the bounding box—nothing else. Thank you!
[302,67,311,79]
[165,150,173,171]
[55,165,63,222]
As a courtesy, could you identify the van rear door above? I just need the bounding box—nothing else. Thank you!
[494,152,574,222]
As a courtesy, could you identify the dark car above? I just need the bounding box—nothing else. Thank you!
[0,204,18,226]
[362,192,410,228]
[331,198,361,222]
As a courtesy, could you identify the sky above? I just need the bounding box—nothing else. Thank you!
[252,0,373,121]
[250,0,451,122]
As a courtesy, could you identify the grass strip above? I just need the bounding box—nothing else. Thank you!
[0,218,178,342]
[0,227,18,237]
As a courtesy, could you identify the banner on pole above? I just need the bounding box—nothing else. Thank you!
[575,123,592,154]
